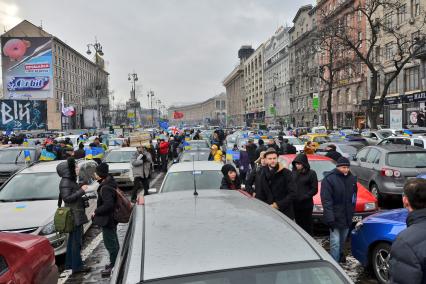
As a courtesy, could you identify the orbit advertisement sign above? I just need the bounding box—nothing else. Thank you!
[1,37,53,99]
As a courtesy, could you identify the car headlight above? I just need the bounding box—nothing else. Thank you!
[354,220,364,231]
[313,204,323,213]
[364,202,377,211]
[40,220,56,235]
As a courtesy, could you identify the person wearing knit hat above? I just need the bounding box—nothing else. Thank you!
[320,154,358,263]
[93,162,120,277]
[220,164,241,190]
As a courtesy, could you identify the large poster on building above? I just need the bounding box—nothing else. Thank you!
[2,37,53,99]
[390,109,402,130]
[0,99,47,131]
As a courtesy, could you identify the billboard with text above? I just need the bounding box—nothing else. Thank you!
[0,99,47,131]
[2,37,53,99]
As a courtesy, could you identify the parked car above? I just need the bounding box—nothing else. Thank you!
[279,154,378,224]
[105,147,139,187]
[351,208,407,284]
[350,145,426,204]
[299,134,331,149]
[362,130,394,145]
[183,139,210,151]
[280,136,305,153]
[0,147,40,184]
[157,161,223,193]
[110,190,352,283]
[0,232,58,284]
[176,149,210,163]
[378,135,426,149]
[0,160,99,255]
[316,142,364,160]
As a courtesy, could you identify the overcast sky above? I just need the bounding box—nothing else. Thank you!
[1,0,313,108]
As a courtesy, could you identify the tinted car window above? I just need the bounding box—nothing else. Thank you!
[338,145,358,156]
[288,160,335,180]
[0,255,8,276]
[414,139,424,148]
[356,148,370,162]
[105,151,135,163]
[366,149,380,163]
[387,152,426,168]
[161,171,222,192]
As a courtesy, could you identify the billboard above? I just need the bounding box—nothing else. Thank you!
[0,99,47,130]
[2,37,53,99]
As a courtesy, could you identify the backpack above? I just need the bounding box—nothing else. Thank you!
[54,207,74,233]
[113,188,133,223]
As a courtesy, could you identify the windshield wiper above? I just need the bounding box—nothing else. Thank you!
[15,150,23,164]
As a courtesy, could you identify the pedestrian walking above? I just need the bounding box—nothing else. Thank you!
[220,164,241,190]
[325,144,342,162]
[291,154,318,235]
[256,148,297,219]
[245,151,266,196]
[246,139,258,169]
[57,158,91,274]
[320,157,357,262]
[158,138,169,172]
[389,178,426,284]
[131,145,153,202]
[303,141,316,155]
[93,163,119,277]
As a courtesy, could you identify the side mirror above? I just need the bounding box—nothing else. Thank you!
[148,188,158,194]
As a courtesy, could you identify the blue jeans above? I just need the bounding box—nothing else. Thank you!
[65,225,83,272]
[329,228,349,262]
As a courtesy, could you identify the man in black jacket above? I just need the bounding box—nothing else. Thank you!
[292,154,318,235]
[246,151,266,196]
[325,144,342,162]
[320,157,357,262]
[255,139,267,161]
[246,139,258,169]
[256,148,297,219]
[93,163,119,277]
[389,178,426,284]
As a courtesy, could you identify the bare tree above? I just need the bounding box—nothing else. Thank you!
[333,0,426,129]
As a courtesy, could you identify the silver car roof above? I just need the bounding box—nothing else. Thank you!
[109,147,137,152]
[167,161,222,173]
[20,161,63,173]
[142,190,324,281]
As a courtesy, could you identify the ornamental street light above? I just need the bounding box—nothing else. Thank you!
[147,90,154,126]
[128,72,139,127]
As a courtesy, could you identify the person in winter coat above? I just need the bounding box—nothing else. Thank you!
[93,163,119,277]
[57,158,91,274]
[208,144,223,162]
[220,164,241,190]
[73,143,86,159]
[389,178,426,284]
[325,144,342,162]
[255,139,267,160]
[246,151,266,196]
[236,144,250,185]
[278,136,287,155]
[158,139,170,172]
[256,148,297,219]
[303,141,316,155]
[267,139,280,153]
[291,154,318,235]
[286,141,297,154]
[130,145,153,202]
[320,157,357,262]
[246,139,258,169]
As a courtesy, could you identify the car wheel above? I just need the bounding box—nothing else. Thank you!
[370,183,384,207]
[371,242,391,284]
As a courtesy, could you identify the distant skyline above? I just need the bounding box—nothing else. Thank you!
[0,0,314,107]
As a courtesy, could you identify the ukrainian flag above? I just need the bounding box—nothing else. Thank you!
[24,150,31,162]
[92,147,105,159]
[85,148,93,160]
[226,149,233,161]
[39,149,56,161]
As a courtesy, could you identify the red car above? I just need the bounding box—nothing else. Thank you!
[0,232,58,284]
[279,154,378,224]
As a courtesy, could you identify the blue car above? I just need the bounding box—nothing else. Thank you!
[351,208,407,284]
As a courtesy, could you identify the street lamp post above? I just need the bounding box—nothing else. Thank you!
[86,39,104,129]
[128,72,139,127]
[147,90,154,126]
[156,99,161,122]
[272,73,278,124]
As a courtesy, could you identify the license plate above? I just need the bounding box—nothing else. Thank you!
[352,216,362,222]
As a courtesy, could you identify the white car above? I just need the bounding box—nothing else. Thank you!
[378,135,426,149]
[281,136,305,153]
[105,147,138,188]
[0,160,99,255]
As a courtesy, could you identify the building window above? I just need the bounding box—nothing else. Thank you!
[384,12,393,30]
[384,42,394,60]
[405,66,420,91]
[411,0,420,17]
[385,72,399,94]
[397,4,407,24]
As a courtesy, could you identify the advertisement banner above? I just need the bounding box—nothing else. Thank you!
[2,37,53,99]
[390,109,403,129]
[0,99,47,130]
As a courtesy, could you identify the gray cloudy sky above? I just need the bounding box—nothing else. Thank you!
[1,0,313,108]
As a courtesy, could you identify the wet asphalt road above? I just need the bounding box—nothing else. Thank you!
[56,171,404,284]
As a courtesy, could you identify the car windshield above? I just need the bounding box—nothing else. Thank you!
[287,137,303,145]
[0,149,36,164]
[149,261,349,284]
[188,141,209,148]
[313,136,331,144]
[378,131,393,139]
[381,138,411,145]
[338,145,358,155]
[180,152,210,162]
[161,170,222,192]
[0,173,61,201]
[387,152,426,168]
[105,151,135,163]
[288,160,336,180]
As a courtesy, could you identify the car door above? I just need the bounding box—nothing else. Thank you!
[351,147,370,186]
[363,148,381,184]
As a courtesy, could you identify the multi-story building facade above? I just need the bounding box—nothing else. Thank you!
[168,93,227,126]
[288,5,319,127]
[1,20,109,130]
[316,0,368,129]
[263,26,292,126]
[373,0,426,128]
[243,45,265,125]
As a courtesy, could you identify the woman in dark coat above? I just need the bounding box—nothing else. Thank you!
[291,153,318,235]
[57,158,90,274]
[245,150,266,196]
[236,144,250,185]
[220,164,241,190]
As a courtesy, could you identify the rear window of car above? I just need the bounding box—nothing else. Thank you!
[387,152,426,168]
[161,171,222,192]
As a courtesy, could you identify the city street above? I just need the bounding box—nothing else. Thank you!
[55,171,380,284]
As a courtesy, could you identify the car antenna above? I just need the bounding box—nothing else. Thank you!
[192,154,198,196]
